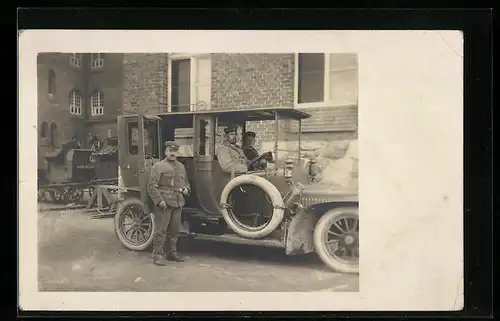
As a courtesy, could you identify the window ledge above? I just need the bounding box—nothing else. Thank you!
[91,67,104,73]
[298,127,357,133]
[294,102,358,109]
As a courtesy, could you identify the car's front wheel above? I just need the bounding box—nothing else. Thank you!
[313,207,359,274]
[114,197,155,251]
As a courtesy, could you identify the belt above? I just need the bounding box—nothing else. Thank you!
[158,187,182,193]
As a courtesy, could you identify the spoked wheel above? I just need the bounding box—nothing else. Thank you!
[50,188,66,204]
[313,207,359,274]
[227,184,274,231]
[37,188,46,202]
[63,186,84,204]
[114,197,155,251]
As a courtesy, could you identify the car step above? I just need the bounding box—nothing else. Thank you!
[180,231,285,248]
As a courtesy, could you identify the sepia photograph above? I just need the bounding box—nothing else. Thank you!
[36,51,360,292]
[19,30,463,311]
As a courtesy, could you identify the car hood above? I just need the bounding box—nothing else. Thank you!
[297,182,358,206]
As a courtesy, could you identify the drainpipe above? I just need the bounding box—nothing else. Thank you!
[82,53,91,147]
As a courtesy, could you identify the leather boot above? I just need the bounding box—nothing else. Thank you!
[167,252,185,262]
[153,255,167,266]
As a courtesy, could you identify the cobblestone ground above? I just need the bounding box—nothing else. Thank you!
[38,204,359,292]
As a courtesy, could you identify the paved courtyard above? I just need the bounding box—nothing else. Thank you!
[38,204,359,292]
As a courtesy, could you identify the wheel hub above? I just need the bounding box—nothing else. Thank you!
[344,234,355,245]
[132,219,141,228]
[338,232,358,247]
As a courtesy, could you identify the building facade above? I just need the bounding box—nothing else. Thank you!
[37,53,124,168]
[122,53,359,188]
[37,52,358,188]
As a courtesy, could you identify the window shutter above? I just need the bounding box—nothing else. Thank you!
[194,55,211,110]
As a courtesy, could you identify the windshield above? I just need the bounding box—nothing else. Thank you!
[214,114,302,166]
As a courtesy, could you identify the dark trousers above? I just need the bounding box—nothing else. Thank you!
[152,205,182,257]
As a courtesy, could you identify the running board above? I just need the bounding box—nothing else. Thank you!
[180,232,285,248]
[38,204,87,212]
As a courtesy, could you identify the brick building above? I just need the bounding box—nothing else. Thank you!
[122,53,359,188]
[121,53,358,136]
[37,53,123,169]
[38,52,358,188]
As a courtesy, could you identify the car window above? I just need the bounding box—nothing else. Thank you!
[128,121,159,158]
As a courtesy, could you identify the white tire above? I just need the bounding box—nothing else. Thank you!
[313,207,359,274]
[220,174,284,239]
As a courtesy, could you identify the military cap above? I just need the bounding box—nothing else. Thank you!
[243,131,256,138]
[164,141,180,150]
[223,125,238,134]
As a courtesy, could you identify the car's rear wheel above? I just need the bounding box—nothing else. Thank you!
[220,174,285,239]
[313,207,359,274]
[114,197,155,251]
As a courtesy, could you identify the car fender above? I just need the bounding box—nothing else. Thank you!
[285,201,358,255]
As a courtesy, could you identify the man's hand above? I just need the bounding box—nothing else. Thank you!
[180,187,190,196]
[158,201,167,209]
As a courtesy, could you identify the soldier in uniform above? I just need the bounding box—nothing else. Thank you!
[216,125,250,175]
[242,131,259,160]
[242,131,266,171]
[242,131,271,171]
[147,141,191,266]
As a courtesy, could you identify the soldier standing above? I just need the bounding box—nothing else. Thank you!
[216,125,249,175]
[147,141,191,266]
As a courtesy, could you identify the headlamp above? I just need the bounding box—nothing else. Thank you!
[284,158,294,179]
[309,159,321,182]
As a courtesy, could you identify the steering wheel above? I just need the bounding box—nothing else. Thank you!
[247,151,273,170]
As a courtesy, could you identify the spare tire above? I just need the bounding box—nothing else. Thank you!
[219,174,285,239]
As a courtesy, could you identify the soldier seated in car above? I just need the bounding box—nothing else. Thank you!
[242,131,270,171]
[216,125,249,176]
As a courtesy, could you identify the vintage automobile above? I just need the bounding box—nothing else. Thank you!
[113,107,359,274]
[37,139,96,204]
[37,137,119,204]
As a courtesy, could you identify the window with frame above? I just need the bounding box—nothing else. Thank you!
[48,69,56,96]
[198,117,214,157]
[69,90,83,115]
[91,53,104,69]
[169,54,212,113]
[296,53,358,107]
[128,120,160,158]
[91,91,104,116]
[170,59,191,112]
[40,122,48,138]
[69,53,82,67]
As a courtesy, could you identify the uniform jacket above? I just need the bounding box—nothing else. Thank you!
[243,146,263,171]
[216,141,248,174]
[243,146,259,161]
[147,159,190,208]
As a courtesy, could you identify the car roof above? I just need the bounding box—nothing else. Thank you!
[122,106,312,123]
